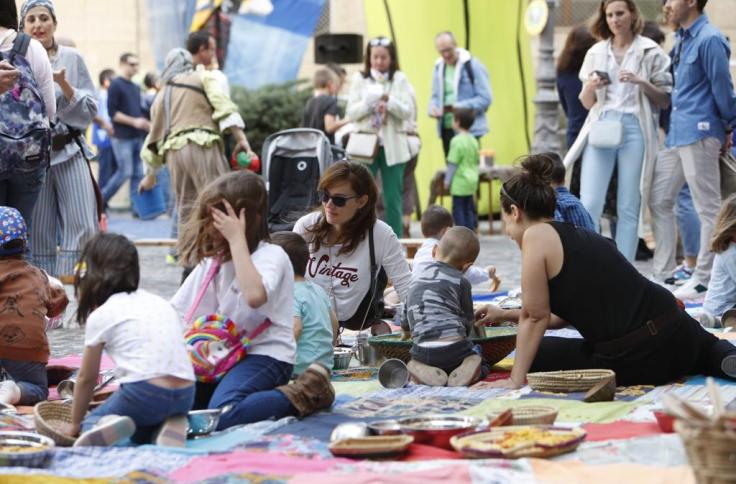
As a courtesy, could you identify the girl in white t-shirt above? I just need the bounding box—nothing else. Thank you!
[68,234,195,447]
[172,171,334,429]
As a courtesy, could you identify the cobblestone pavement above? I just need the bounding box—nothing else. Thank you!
[48,220,653,357]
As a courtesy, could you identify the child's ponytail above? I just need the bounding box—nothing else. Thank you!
[710,194,736,254]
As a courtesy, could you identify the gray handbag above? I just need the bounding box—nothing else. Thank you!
[588,119,624,149]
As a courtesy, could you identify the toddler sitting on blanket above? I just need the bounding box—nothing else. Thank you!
[402,226,490,386]
[271,231,338,377]
[384,205,499,305]
[0,207,68,407]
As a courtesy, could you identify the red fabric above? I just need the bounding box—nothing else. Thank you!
[482,370,511,382]
[399,443,463,461]
[582,421,663,442]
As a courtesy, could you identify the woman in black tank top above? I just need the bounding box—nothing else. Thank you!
[474,154,736,388]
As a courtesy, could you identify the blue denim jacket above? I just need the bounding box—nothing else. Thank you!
[429,49,492,138]
[666,15,736,149]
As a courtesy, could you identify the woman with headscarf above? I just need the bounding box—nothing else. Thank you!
[21,0,99,280]
[139,48,255,264]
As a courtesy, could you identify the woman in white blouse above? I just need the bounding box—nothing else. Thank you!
[563,0,671,261]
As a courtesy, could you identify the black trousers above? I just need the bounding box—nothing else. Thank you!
[530,312,736,386]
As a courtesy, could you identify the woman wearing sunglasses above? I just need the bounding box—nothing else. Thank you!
[294,161,411,334]
[346,36,414,238]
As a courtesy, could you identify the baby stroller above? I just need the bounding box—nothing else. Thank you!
[262,128,342,232]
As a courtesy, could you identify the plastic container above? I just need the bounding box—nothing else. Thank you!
[131,184,166,221]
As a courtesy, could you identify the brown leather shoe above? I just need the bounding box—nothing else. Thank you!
[277,363,335,417]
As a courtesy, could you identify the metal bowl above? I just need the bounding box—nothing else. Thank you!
[0,431,55,467]
[397,415,486,450]
[333,347,354,370]
[330,422,369,442]
[378,359,409,389]
[187,409,222,437]
[368,419,403,436]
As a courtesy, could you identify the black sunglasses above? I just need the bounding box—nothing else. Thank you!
[320,191,359,207]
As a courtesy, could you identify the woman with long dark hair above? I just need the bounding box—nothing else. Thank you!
[556,25,597,150]
[346,37,414,237]
[294,161,411,335]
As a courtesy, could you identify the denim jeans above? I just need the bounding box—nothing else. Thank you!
[83,380,195,444]
[0,168,46,234]
[103,137,145,207]
[0,359,48,405]
[207,354,295,430]
[96,145,117,193]
[410,340,490,379]
[580,111,645,261]
[452,195,477,231]
[676,184,700,258]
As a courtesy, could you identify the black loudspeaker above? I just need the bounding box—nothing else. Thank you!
[314,33,364,64]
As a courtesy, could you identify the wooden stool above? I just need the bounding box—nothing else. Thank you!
[478,165,520,235]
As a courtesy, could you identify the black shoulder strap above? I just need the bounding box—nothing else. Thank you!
[10,33,31,61]
[167,81,207,96]
[463,58,475,86]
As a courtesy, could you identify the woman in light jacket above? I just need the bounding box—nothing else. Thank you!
[346,37,413,238]
[21,0,98,279]
[563,0,671,261]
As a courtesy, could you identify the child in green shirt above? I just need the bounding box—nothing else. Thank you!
[444,108,480,231]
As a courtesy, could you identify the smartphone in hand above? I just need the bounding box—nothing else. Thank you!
[592,70,611,84]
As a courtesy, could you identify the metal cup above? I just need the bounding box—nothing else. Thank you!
[378,358,410,389]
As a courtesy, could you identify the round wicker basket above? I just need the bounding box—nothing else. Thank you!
[33,401,76,447]
[488,406,558,426]
[368,329,517,366]
[675,420,736,484]
[526,369,616,393]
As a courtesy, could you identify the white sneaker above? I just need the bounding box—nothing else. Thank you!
[0,381,21,405]
[673,278,708,301]
[74,415,135,447]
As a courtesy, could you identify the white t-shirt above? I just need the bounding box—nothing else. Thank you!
[84,289,195,384]
[171,241,296,365]
[293,212,412,322]
[412,238,489,286]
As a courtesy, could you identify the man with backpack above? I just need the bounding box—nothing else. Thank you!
[429,31,493,157]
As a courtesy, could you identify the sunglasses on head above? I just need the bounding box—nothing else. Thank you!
[369,37,392,47]
[320,191,359,207]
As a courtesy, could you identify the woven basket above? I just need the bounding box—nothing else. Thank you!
[33,401,76,447]
[675,420,736,484]
[368,328,517,365]
[488,406,558,426]
[526,369,616,393]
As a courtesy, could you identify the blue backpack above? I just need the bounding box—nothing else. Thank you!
[0,33,51,175]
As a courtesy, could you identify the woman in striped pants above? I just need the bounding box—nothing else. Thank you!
[21,0,99,279]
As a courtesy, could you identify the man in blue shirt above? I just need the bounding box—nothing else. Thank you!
[103,53,150,214]
[650,0,736,299]
[429,32,492,157]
